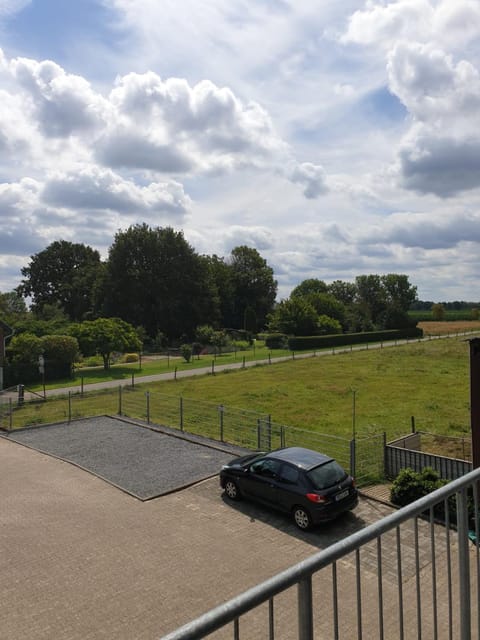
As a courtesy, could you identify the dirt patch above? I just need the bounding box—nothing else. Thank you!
[418,320,480,335]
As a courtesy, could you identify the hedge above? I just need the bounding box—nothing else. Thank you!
[287,327,423,351]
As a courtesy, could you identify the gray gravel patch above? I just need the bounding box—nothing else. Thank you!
[4,416,247,500]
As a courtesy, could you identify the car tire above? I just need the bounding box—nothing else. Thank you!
[224,479,241,501]
[292,506,313,531]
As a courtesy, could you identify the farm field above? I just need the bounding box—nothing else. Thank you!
[418,320,480,335]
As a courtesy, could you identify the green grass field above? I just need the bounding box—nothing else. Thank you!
[9,336,474,442]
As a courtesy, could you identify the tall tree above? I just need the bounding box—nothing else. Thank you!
[228,246,277,331]
[104,224,217,339]
[290,278,328,298]
[328,280,357,306]
[17,241,103,321]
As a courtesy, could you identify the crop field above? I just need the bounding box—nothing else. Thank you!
[418,320,480,335]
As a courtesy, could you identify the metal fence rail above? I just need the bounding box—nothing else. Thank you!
[161,466,480,640]
[0,386,385,487]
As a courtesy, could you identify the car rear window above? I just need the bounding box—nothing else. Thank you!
[307,460,347,489]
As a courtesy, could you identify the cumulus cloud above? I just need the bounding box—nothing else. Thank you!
[341,2,480,198]
[42,166,191,216]
[289,162,328,199]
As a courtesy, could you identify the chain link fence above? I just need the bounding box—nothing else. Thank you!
[0,386,384,486]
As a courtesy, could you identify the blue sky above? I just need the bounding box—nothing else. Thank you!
[1,0,480,302]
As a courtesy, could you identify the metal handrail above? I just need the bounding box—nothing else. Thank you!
[161,466,480,640]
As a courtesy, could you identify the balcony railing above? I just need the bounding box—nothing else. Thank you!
[161,467,480,640]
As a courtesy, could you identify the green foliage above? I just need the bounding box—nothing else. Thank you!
[268,297,319,336]
[104,224,217,340]
[288,327,422,351]
[8,332,43,363]
[41,335,79,364]
[390,467,444,507]
[69,318,142,370]
[317,314,342,335]
[17,240,103,321]
[264,333,288,349]
[180,344,192,362]
[291,278,328,298]
[195,324,215,345]
[471,308,480,320]
[431,303,445,321]
[243,306,257,333]
[123,353,139,363]
[228,245,277,331]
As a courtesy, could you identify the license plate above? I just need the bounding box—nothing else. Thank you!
[336,490,349,501]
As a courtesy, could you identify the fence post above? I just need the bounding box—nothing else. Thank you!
[131,372,135,388]
[457,488,471,640]
[146,391,150,424]
[350,438,356,479]
[411,416,415,433]
[257,419,261,449]
[281,425,285,448]
[180,396,184,431]
[242,356,246,368]
[118,385,122,415]
[9,397,12,431]
[267,415,272,451]
[81,376,84,396]
[219,404,224,442]
[68,391,72,423]
[211,360,215,375]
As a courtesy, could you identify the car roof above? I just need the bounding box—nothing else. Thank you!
[265,447,333,470]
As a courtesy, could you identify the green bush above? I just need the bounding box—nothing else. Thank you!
[390,467,446,507]
[123,353,139,363]
[264,333,288,349]
[180,344,192,363]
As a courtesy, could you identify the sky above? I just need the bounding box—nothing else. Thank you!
[1,0,480,303]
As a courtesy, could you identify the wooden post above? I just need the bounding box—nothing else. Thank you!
[470,338,480,469]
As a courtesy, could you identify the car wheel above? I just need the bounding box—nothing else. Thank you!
[224,479,241,501]
[293,506,312,531]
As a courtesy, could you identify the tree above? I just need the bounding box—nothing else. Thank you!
[355,275,387,327]
[381,274,417,313]
[70,318,142,370]
[104,224,217,340]
[228,246,277,331]
[18,241,103,321]
[328,280,357,306]
[431,303,445,321]
[268,298,319,336]
[0,290,27,325]
[290,278,328,298]
[202,254,234,328]
[8,333,43,364]
[304,292,346,327]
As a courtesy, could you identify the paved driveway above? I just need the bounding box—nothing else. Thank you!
[0,432,400,640]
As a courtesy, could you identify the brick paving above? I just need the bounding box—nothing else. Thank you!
[1,436,477,639]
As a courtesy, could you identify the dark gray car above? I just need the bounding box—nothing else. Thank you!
[220,446,358,530]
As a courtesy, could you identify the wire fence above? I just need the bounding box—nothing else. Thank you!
[0,386,384,486]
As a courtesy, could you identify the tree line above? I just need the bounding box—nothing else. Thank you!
[0,222,423,382]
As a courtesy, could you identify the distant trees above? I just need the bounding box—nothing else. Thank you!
[14,229,278,343]
[269,273,418,336]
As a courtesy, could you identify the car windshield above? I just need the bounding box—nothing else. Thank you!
[307,460,347,489]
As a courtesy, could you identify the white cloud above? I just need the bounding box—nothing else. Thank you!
[289,162,329,199]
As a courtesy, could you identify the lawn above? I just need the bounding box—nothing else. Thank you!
[9,334,476,443]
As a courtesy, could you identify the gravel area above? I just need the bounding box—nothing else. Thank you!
[4,416,248,500]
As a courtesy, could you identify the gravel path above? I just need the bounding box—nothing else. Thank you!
[4,416,247,500]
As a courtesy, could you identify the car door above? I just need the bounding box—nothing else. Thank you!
[274,462,304,512]
[242,458,281,506]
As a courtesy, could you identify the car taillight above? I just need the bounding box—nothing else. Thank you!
[306,493,327,504]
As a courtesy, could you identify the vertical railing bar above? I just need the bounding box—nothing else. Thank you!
[474,481,480,640]
[268,597,274,640]
[233,617,239,640]
[355,548,363,640]
[377,536,384,640]
[396,526,404,640]
[457,488,471,640]
[332,562,339,640]
[298,576,313,640]
[429,506,438,639]
[444,498,453,640]
[414,517,422,640]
